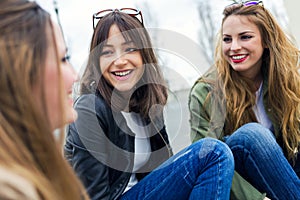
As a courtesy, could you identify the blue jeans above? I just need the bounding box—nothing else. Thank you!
[120,138,234,200]
[225,123,300,200]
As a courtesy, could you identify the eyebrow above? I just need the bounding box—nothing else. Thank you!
[223,31,255,36]
[103,41,134,47]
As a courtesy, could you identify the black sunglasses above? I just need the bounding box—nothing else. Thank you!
[93,8,144,29]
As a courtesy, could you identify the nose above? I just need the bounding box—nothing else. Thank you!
[70,64,79,82]
[113,54,128,66]
[230,39,241,51]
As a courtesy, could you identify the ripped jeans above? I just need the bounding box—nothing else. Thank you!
[120,138,234,200]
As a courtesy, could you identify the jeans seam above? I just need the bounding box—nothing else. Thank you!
[143,162,191,199]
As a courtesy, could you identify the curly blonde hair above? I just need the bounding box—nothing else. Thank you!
[213,4,300,161]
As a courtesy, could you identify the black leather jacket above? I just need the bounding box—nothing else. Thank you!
[64,93,172,200]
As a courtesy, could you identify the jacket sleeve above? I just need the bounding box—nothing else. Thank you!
[188,81,266,200]
[188,80,213,142]
[64,95,111,200]
[230,171,266,200]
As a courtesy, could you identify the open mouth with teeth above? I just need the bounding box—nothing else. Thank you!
[231,54,248,63]
[112,70,133,80]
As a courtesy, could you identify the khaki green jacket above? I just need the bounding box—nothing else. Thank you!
[188,70,272,200]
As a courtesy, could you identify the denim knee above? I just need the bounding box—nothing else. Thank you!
[225,122,278,154]
[194,138,234,165]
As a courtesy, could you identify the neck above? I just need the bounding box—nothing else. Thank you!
[239,70,263,92]
[118,90,135,112]
[253,73,263,91]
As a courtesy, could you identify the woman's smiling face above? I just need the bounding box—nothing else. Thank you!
[43,22,78,130]
[222,15,264,79]
[99,24,144,92]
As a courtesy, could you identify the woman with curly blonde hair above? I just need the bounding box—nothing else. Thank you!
[189,1,300,199]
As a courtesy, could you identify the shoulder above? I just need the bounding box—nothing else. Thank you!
[74,93,111,117]
[191,80,211,93]
[189,78,212,101]
[189,69,217,107]
[66,93,113,146]
[0,167,39,200]
[75,93,106,109]
[190,68,216,95]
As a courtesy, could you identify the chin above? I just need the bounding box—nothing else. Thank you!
[55,109,78,129]
[115,82,136,91]
[66,109,78,124]
[117,87,137,95]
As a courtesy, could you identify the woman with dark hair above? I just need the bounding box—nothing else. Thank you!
[65,8,234,200]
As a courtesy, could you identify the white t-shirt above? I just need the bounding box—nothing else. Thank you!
[253,82,273,130]
[121,111,151,193]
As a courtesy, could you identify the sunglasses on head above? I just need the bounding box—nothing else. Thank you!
[93,8,144,29]
[227,0,264,8]
[243,0,263,6]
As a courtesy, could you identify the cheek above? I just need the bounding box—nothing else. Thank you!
[130,52,143,67]
[137,57,144,68]
[44,63,59,103]
[222,45,231,62]
[136,65,145,80]
[44,75,60,129]
[99,61,111,85]
[222,43,230,55]
[99,57,111,73]
[256,43,264,54]
[43,60,66,130]
[61,66,75,90]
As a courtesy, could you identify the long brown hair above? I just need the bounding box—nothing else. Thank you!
[80,11,168,119]
[210,4,300,161]
[0,0,89,199]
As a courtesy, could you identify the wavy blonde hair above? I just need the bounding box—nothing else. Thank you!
[0,0,89,199]
[212,4,300,161]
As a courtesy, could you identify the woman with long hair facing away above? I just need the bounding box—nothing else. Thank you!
[64,8,234,200]
[0,0,89,199]
[189,1,300,199]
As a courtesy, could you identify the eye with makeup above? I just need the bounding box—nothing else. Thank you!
[61,54,71,63]
[241,35,253,40]
[124,42,139,53]
[100,44,139,57]
[126,47,137,53]
[100,47,114,57]
[223,36,232,43]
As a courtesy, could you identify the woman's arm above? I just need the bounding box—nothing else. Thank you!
[189,82,212,142]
